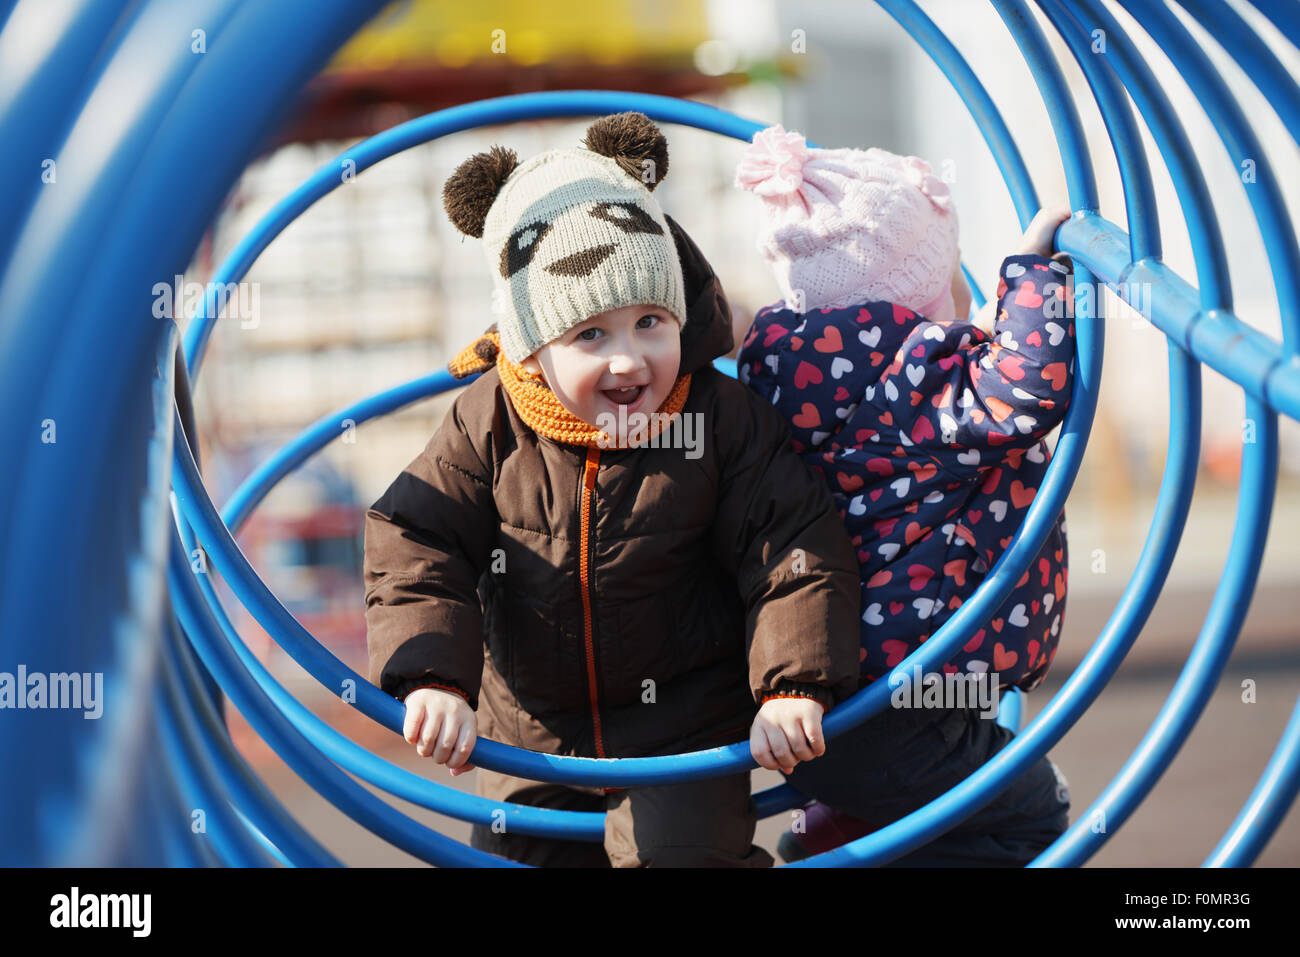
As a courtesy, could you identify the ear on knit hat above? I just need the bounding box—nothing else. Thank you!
[583,111,670,190]
[443,145,519,239]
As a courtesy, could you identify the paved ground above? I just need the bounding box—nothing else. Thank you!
[226,485,1300,866]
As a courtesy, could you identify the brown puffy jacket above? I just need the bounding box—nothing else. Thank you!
[363,214,861,763]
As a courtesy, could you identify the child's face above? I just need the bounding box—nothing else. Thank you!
[520,303,681,443]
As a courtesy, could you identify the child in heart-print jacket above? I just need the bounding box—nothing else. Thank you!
[737,252,1073,691]
[733,125,1076,866]
[734,125,1073,693]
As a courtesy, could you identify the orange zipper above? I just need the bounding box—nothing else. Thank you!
[578,445,608,759]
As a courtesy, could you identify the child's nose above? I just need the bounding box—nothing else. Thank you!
[607,347,647,375]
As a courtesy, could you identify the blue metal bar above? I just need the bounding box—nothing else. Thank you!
[154,641,274,866]
[1247,0,1300,52]
[0,0,136,276]
[1056,213,1300,422]
[1035,0,1161,260]
[1065,0,1232,312]
[875,0,1039,225]
[166,609,344,865]
[1177,0,1300,158]
[1207,691,1300,866]
[171,500,609,841]
[1036,399,1278,865]
[1120,0,1300,355]
[991,0,1099,211]
[167,510,527,867]
[0,0,388,866]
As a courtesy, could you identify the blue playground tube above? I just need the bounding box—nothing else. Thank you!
[2,0,1299,867]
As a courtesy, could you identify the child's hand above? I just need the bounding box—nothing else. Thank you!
[750,696,826,774]
[403,687,477,776]
[1015,204,1073,258]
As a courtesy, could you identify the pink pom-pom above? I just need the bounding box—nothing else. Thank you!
[899,155,952,211]
[734,124,809,199]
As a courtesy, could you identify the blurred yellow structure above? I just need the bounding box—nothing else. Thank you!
[328,0,711,69]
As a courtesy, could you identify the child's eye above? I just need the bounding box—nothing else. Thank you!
[637,314,661,329]
[576,327,602,342]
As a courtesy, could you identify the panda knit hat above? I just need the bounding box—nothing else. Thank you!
[443,112,688,365]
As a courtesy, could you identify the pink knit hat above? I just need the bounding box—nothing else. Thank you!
[735,124,960,320]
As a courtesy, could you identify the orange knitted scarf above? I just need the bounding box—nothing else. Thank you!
[448,327,691,449]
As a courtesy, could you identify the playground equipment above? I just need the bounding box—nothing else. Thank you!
[1,0,1298,867]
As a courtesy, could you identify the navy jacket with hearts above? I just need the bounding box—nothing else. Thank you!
[736,254,1074,692]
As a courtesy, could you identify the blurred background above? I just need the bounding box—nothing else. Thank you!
[172,0,1299,865]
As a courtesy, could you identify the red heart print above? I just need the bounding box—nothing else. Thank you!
[790,336,803,350]
[908,564,934,590]
[964,628,986,653]
[763,324,787,347]
[1014,282,1043,308]
[882,640,909,667]
[889,601,904,616]
[837,472,864,492]
[867,569,892,588]
[793,361,823,389]
[998,354,1026,380]
[912,417,935,442]
[834,386,850,401]
[1042,362,1067,391]
[944,558,967,587]
[1026,329,1042,347]
[994,643,1018,671]
[991,617,1004,632]
[1010,480,1036,509]
[814,326,843,352]
[792,403,821,428]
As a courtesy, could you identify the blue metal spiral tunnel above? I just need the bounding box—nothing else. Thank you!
[2,0,1298,867]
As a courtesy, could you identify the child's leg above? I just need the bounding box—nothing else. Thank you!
[785,703,1069,867]
[604,772,775,868]
[469,766,611,867]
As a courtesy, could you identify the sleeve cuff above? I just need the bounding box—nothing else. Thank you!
[760,680,835,714]
[391,675,472,707]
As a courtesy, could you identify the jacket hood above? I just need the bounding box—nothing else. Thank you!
[663,213,735,374]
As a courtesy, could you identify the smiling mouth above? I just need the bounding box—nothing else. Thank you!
[601,385,646,406]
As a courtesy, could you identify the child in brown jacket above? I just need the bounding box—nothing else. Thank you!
[363,112,861,867]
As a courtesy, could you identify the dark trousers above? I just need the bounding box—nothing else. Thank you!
[469,766,774,868]
[785,697,1071,866]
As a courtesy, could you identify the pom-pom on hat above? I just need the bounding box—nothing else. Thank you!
[443,112,688,364]
[735,124,960,320]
